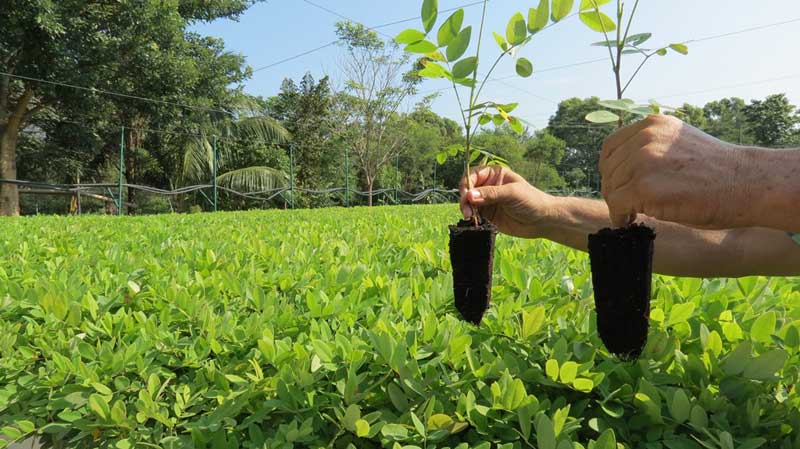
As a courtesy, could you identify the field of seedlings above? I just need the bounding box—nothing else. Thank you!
[1,205,799,449]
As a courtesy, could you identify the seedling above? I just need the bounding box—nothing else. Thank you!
[398,0,576,324]
[581,0,688,359]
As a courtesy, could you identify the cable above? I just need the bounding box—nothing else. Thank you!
[654,73,800,100]
[685,17,800,44]
[252,0,488,73]
[0,71,233,116]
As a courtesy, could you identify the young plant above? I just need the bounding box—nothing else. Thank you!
[397,0,574,324]
[580,0,688,360]
[583,0,688,125]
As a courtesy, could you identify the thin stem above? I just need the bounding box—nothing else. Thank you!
[592,0,617,79]
[464,0,489,194]
[621,0,640,45]
[615,0,624,100]
[473,41,522,105]
[620,52,652,95]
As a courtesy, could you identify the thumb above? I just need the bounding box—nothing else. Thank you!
[467,185,507,207]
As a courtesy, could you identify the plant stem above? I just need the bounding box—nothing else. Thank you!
[464,0,489,196]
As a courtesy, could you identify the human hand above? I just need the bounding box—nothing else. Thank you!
[600,115,748,229]
[460,166,557,238]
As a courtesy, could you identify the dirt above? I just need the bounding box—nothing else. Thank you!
[588,223,656,360]
[449,218,498,325]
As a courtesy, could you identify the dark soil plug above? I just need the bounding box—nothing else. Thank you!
[588,223,656,360]
[449,217,497,325]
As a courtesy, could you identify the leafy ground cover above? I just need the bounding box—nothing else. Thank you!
[1,205,799,449]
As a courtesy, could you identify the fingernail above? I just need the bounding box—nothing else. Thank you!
[469,190,482,200]
[461,205,472,218]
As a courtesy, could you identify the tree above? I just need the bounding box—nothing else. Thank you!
[702,97,751,144]
[744,93,798,147]
[266,73,342,205]
[335,21,418,206]
[0,0,253,215]
[525,130,566,190]
[548,97,614,190]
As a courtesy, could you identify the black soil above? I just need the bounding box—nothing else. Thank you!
[588,223,656,360]
[449,218,498,325]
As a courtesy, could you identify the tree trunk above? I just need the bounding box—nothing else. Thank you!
[0,121,21,216]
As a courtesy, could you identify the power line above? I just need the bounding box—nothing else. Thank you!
[252,0,487,74]
[685,17,800,44]
[0,71,234,116]
[654,73,800,100]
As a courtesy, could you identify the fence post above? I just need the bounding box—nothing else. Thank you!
[118,126,124,216]
[345,147,349,207]
[289,144,295,209]
[212,135,218,212]
[395,153,400,204]
[76,171,81,216]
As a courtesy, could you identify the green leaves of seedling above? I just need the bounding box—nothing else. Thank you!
[585,110,619,124]
[580,10,617,32]
[516,57,533,77]
[452,56,478,78]
[446,26,471,61]
[506,12,527,45]
[552,0,575,22]
[421,0,438,33]
[528,0,550,33]
[396,29,426,45]
[437,9,464,47]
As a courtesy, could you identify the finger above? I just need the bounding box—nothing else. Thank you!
[606,186,638,228]
[601,118,652,162]
[467,185,509,208]
[599,128,648,176]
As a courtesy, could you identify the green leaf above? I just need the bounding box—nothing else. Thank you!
[437,9,464,47]
[381,423,409,440]
[508,117,524,135]
[452,56,478,78]
[396,29,426,45]
[579,0,612,11]
[551,0,574,22]
[411,411,426,437]
[454,77,476,88]
[89,393,110,420]
[355,419,370,437]
[516,57,534,78]
[1,427,21,440]
[585,110,619,123]
[92,382,113,396]
[579,10,616,32]
[668,302,696,326]
[625,32,652,46]
[343,404,361,432]
[739,438,767,449]
[528,0,550,33]
[559,361,578,383]
[446,26,471,61]
[15,421,34,434]
[595,429,617,449]
[669,390,691,424]
[743,349,787,380]
[506,12,527,46]
[40,423,70,434]
[535,414,556,449]
[690,405,708,429]
[405,40,438,54]
[493,32,509,51]
[421,0,438,33]
[492,114,506,126]
[572,378,594,392]
[669,43,689,55]
[656,48,668,56]
[116,439,133,449]
[478,114,492,126]
[545,359,559,380]
[751,311,777,343]
[722,341,751,376]
[418,61,450,79]
[436,152,447,164]
[111,401,127,424]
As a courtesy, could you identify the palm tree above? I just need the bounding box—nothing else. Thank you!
[179,96,291,196]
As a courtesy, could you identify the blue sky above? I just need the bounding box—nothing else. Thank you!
[192,0,800,129]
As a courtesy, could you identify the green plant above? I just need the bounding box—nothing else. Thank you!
[582,0,689,125]
[397,0,583,199]
[0,206,797,448]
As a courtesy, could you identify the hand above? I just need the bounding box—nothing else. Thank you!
[460,166,556,238]
[600,114,747,229]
